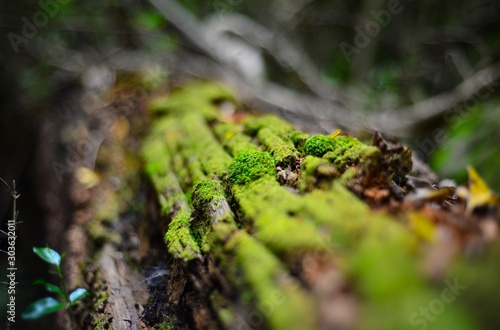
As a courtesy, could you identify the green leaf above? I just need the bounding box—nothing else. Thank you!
[22,297,64,320]
[33,247,61,266]
[69,288,90,305]
[33,279,65,301]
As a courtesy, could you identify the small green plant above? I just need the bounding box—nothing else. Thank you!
[22,246,89,321]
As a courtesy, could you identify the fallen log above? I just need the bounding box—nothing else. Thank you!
[141,81,497,330]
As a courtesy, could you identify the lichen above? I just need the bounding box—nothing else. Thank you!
[228,148,276,185]
[164,209,200,261]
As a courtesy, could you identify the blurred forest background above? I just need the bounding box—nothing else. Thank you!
[1,0,500,327]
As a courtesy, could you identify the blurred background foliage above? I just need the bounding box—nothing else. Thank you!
[1,0,499,190]
[1,0,500,328]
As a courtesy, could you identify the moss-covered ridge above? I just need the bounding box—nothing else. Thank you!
[142,81,477,330]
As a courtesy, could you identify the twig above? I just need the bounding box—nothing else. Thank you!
[371,60,500,136]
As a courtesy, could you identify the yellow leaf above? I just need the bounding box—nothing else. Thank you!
[466,165,498,213]
[330,129,348,138]
[408,212,435,242]
[330,129,342,138]
[224,131,236,140]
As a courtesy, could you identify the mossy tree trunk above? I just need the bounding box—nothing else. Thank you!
[35,79,498,330]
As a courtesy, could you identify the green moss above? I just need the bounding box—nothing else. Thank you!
[228,148,276,185]
[323,136,381,169]
[191,179,235,252]
[257,127,298,166]
[179,113,232,180]
[299,156,338,192]
[213,122,255,156]
[244,114,295,139]
[149,81,236,120]
[226,231,316,330]
[232,177,329,254]
[88,221,120,245]
[289,131,310,152]
[303,135,336,157]
[164,209,200,261]
[142,119,174,177]
[210,291,236,328]
[191,179,226,209]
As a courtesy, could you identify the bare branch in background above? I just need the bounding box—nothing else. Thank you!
[373,60,500,136]
[149,0,500,137]
[24,0,500,137]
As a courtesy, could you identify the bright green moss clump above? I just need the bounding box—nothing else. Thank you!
[228,148,276,185]
[257,127,298,166]
[304,135,381,170]
[213,122,255,157]
[323,136,381,169]
[299,156,338,191]
[244,114,295,138]
[226,231,316,330]
[303,135,336,157]
[164,210,200,261]
[289,131,310,152]
[191,179,226,209]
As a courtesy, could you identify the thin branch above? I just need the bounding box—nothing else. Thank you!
[371,60,500,136]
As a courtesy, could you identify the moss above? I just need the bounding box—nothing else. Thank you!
[210,291,236,328]
[157,321,172,330]
[323,136,381,169]
[303,134,337,157]
[93,315,113,330]
[289,131,310,152]
[213,122,255,156]
[244,114,295,139]
[191,179,226,209]
[257,127,298,166]
[299,156,338,192]
[232,177,329,254]
[164,209,201,261]
[228,148,276,185]
[149,81,236,120]
[88,221,120,245]
[191,179,235,252]
[180,113,232,179]
[226,231,316,330]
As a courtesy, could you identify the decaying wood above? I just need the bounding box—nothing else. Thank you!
[34,75,500,330]
[96,244,148,330]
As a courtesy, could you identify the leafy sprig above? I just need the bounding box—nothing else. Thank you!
[22,246,90,320]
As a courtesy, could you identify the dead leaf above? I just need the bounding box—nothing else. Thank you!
[466,165,499,213]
